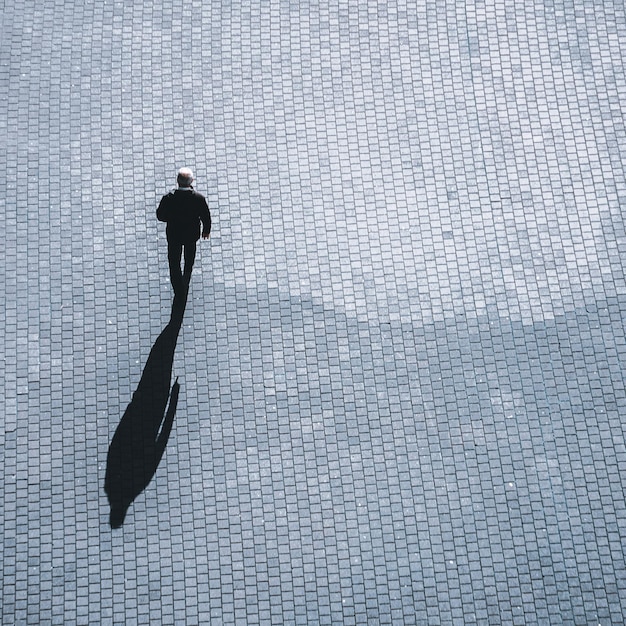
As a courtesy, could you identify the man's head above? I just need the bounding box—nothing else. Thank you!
[177,167,194,188]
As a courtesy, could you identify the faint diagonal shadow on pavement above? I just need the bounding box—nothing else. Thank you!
[104,290,188,528]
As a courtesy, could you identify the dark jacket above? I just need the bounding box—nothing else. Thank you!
[157,188,211,243]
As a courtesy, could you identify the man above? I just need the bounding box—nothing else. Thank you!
[157,167,211,296]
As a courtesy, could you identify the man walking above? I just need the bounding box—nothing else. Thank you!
[157,167,211,296]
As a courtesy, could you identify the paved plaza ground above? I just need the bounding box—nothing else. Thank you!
[1,0,626,624]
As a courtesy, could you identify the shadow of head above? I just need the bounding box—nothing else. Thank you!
[109,505,127,529]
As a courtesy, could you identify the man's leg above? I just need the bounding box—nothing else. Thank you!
[182,241,197,285]
[167,239,184,293]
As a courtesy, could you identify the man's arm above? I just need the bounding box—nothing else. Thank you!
[199,196,211,239]
[156,194,171,222]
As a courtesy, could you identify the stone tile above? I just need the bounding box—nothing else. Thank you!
[2,0,626,624]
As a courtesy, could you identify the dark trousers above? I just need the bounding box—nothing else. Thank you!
[167,238,197,293]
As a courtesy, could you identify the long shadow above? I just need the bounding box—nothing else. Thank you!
[105,289,188,528]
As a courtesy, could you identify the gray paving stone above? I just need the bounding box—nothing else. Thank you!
[2,0,626,623]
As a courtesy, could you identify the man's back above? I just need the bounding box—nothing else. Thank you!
[157,188,211,243]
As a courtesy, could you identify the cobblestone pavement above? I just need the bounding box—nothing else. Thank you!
[2,1,626,624]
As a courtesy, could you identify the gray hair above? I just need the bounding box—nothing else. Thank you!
[177,167,194,187]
